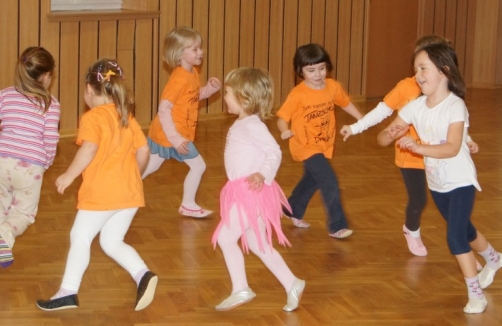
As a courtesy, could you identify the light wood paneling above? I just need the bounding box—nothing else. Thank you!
[0,0,19,89]
[20,0,40,50]
[134,19,154,124]
[239,0,255,68]
[281,1,299,100]
[78,21,98,118]
[207,0,225,114]
[297,0,313,46]
[223,1,240,88]
[0,0,500,136]
[269,0,285,109]
[59,21,80,132]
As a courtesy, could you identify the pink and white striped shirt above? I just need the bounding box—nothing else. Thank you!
[0,86,60,169]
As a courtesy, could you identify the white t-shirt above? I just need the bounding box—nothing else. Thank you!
[224,114,281,185]
[399,93,480,193]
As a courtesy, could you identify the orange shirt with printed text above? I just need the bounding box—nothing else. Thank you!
[383,77,424,169]
[277,79,350,162]
[148,67,201,147]
[76,103,147,210]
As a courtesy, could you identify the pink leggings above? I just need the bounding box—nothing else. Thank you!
[216,204,296,293]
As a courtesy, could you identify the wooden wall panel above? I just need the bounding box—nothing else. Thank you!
[281,1,299,100]
[193,0,210,113]
[117,20,136,94]
[78,21,98,119]
[1,0,499,135]
[417,0,435,36]
[239,0,255,67]
[134,19,154,124]
[207,0,224,114]
[254,0,270,70]
[98,21,118,59]
[20,0,40,50]
[177,0,192,26]
[444,0,458,42]
[59,22,80,132]
[0,0,19,89]
[324,0,339,80]
[349,1,366,97]
[223,1,240,87]
[269,0,285,108]
[434,0,447,36]
[336,1,352,89]
[298,0,313,46]
[311,0,326,45]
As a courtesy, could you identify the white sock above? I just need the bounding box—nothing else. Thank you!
[134,268,149,287]
[464,276,484,299]
[51,288,77,300]
[478,244,500,269]
[408,228,421,238]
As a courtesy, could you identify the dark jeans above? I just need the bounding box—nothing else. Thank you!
[430,185,478,255]
[287,153,348,233]
[400,168,427,231]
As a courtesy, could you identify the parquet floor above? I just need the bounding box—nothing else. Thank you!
[1,88,502,326]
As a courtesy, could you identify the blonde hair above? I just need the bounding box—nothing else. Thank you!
[224,67,274,120]
[163,26,202,69]
[85,59,135,128]
[14,47,55,112]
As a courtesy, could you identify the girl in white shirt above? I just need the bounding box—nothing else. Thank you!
[212,68,304,312]
[377,43,501,314]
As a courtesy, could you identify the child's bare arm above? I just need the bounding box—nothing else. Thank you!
[342,102,364,120]
[56,141,98,194]
[377,115,409,146]
[136,144,150,176]
[277,117,293,139]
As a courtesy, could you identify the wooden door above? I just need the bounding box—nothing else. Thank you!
[366,0,419,98]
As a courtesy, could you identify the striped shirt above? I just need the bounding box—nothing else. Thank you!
[0,86,60,169]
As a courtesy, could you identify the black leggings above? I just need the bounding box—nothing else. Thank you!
[399,168,427,231]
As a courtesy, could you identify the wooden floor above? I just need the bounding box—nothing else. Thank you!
[1,88,502,326]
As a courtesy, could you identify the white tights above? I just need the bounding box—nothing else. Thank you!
[216,204,296,293]
[142,153,206,208]
[59,208,147,292]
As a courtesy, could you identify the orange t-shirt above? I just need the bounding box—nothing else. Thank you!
[148,67,201,147]
[276,79,350,162]
[76,103,147,210]
[383,77,424,169]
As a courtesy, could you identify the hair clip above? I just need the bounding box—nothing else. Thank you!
[108,61,124,78]
[97,70,116,82]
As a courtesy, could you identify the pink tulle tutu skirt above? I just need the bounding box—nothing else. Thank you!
[211,177,292,253]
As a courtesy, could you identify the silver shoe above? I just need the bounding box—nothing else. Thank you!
[283,278,305,312]
[215,287,256,311]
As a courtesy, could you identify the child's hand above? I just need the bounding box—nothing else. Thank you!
[55,173,75,194]
[246,173,265,192]
[208,77,221,91]
[387,124,409,141]
[281,130,294,140]
[340,125,353,141]
[396,136,419,152]
[176,141,189,155]
[467,140,479,154]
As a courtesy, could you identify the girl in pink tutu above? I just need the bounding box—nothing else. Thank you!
[212,67,305,312]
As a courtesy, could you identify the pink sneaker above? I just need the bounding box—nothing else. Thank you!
[290,217,310,228]
[178,205,212,218]
[329,228,353,239]
[403,225,427,256]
